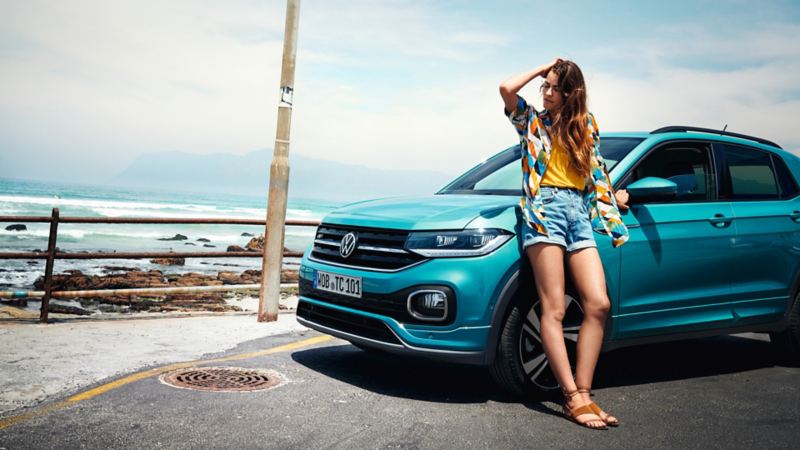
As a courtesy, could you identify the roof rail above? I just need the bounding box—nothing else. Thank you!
[651,126,782,149]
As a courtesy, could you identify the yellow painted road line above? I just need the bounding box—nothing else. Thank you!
[0,334,333,430]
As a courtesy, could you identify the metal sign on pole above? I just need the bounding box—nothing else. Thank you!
[259,0,301,322]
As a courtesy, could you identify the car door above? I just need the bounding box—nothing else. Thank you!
[613,140,738,339]
[717,143,800,325]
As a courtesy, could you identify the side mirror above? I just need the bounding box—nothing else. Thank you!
[626,177,678,202]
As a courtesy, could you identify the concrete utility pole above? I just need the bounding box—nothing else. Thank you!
[259,0,301,322]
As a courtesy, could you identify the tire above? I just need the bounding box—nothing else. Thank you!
[489,291,584,397]
[769,290,800,365]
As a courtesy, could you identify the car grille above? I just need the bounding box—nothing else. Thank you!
[297,300,402,345]
[309,224,427,271]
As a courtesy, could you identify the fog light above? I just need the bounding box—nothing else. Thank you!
[407,290,448,321]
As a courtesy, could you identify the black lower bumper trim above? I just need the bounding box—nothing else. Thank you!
[296,299,486,366]
[296,300,401,345]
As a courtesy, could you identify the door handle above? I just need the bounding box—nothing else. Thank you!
[708,213,732,228]
[791,211,800,223]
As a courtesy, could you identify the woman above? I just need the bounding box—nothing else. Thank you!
[499,58,630,430]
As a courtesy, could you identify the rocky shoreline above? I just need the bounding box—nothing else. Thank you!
[0,232,308,316]
[6,267,300,315]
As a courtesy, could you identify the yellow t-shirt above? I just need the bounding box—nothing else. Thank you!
[540,139,586,190]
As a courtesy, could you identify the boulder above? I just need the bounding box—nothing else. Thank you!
[48,303,92,316]
[245,235,265,252]
[171,272,223,287]
[157,234,188,241]
[30,266,296,313]
[281,269,299,283]
[217,271,241,285]
[236,269,298,283]
[35,269,169,291]
[239,269,262,283]
[197,238,211,242]
[241,232,254,237]
[227,245,246,252]
[203,244,216,248]
[184,242,196,246]
[101,266,138,272]
[5,224,26,232]
[150,257,185,266]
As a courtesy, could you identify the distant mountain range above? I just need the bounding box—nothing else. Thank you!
[114,149,457,202]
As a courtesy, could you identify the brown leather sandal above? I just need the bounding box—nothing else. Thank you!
[562,389,608,430]
[577,388,620,427]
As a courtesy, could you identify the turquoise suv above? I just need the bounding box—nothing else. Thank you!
[297,126,800,395]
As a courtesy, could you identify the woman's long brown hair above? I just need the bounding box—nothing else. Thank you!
[548,60,592,178]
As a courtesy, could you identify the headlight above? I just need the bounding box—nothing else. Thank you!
[405,228,513,257]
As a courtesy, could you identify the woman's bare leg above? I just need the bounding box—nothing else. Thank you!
[526,243,605,428]
[566,246,617,424]
[566,247,609,392]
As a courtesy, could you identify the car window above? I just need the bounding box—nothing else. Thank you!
[772,154,798,199]
[719,144,780,200]
[599,137,645,171]
[439,137,644,195]
[473,158,520,190]
[622,144,716,202]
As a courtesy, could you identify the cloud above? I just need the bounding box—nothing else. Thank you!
[1,0,798,187]
[585,23,800,152]
[0,0,289,180]
[0,0,516,182]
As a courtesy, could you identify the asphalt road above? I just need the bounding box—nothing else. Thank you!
[1,330,799,449]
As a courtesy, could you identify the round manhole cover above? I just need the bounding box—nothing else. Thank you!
[159,367,282,392]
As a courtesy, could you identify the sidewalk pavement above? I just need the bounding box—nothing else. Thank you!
[0,304,308,417]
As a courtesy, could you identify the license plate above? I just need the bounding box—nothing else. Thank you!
[314,270,362,298]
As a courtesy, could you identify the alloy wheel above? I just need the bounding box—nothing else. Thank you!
[518,294,583,391]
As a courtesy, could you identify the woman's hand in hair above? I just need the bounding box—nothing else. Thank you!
[614,189,630,211]
[499,57,565,113]
[546,57,564,72]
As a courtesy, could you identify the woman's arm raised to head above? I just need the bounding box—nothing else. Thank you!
[499,58,562,113]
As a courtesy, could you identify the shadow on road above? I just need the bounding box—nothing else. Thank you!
[292,343,508,403]
[293,333,783,406]
[291,342,564,417]
[594,334,780,389]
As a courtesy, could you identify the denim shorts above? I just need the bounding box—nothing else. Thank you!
[521,186,597,252]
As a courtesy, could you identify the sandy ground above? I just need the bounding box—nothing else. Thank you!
[0,299,308,417]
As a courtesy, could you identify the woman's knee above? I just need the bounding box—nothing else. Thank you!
[583,295,610,318]
[539,297,567,323]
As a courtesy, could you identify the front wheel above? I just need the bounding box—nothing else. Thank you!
[770,290,800,365]
[489,293,584,397]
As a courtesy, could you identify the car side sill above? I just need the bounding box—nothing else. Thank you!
[602,320,786,352]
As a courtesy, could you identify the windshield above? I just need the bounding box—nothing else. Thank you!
[437,137,644,195]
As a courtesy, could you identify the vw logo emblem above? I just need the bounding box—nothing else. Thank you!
[340,232,358,258]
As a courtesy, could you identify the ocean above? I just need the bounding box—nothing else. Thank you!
[0,177,341,289]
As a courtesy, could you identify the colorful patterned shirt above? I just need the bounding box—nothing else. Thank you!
[505,96,629,247]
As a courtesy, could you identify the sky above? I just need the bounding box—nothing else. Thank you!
[1,0,799,184]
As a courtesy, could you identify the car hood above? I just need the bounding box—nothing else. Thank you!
[322,194,519,230]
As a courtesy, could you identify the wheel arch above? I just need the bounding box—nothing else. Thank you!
[484,263,536,365]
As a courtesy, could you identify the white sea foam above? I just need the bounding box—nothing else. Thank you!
[0,184,324,289]
[0,194,323,220]
[0,229,271,243]
[0,228,90,239]
[0,228,168,239]
[0,269,42,288]
[91,207,232,219]
[0,194,213,212]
